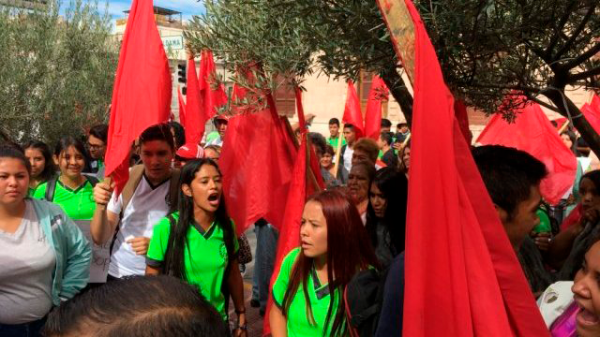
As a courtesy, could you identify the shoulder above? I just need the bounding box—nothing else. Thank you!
[283,248,301,266]
[153,212,179,232]
[32,182,48,198]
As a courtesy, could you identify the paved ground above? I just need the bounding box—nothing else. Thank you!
[228,226,265,336]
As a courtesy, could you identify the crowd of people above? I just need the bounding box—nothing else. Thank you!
[1,114,600,337]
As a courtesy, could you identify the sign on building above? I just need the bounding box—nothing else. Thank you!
[162,36,184,50]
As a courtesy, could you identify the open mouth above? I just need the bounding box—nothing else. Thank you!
[207,192,220,206]
[577,306,600,326]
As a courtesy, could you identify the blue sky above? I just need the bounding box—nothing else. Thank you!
[104,0,205,22]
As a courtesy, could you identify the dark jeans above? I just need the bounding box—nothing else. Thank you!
[0,317,47,337]
[251,221,279,311]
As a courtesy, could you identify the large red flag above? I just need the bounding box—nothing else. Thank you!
[295,87,325,190]
[392,0,550,336]
[183,57,206,145]
[477,101,577,205]
[177,87,187,127]
[104,0,171,195]
[582,102,600,134]
[454,100,473,145]
[220,92,297,235]
[364,75,389,140]
[198,50,227,120]
[342,81,365,138]
[591,94,600,113]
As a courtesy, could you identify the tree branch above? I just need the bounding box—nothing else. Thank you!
[554,3,597,59]
[568,66,600,83]
[563,42,600,70]
[543,0,578,59]
[524,94,561,113]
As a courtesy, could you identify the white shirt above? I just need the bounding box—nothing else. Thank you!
[107,176,170,277]
[343,146,354,173]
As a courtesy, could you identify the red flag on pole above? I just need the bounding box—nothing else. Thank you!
[104,0,171,196]
[454,100,473,145]
[591,94,600,113]
[198,50,227,120]
[396,0,550,335]
[177,87,187,127]
[582,102,600,134]
[477,100,577,205]
[342,81,365,138]
[183,57,206,145]
[295,87,325,190]
[364,75,389,140]
[219,92,297,235]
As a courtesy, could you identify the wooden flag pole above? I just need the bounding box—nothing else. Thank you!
[557,120,570,135]
[332,124,345,178]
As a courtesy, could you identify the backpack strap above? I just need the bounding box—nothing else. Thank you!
[44,176,58,202]
[122,164,145,212]
[84,174,99,187]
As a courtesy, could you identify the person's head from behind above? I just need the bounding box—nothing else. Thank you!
[23,141,55,183]
[352,138,379,166]
[214,116,229,138]
[321,145,335,169]
[343,124,357,146]
[377,132,394,150]
[44,275,229,337]
[380,118,392,133]
[329,118,340,138]
[397,123,409,134]
[472,145,547,250]
[204,145,221,161]
[308,132,327,161]
[168,121,186,149]
[348,161,376,205]
[139,123,175,184]
[285,190,378,336]
[571,235,600,337]
[0,145,30,207]
[368,167,409,252]
[579,171,600,217]
[54,137,87,181]
[88,124,108,160]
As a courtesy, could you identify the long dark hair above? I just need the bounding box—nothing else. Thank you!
[281,190,380,336]
[54,136,88,170]
[23,140,56,183]
[163,159,235,280]
[366,167,409,254]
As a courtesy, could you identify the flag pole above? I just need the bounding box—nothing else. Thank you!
[332,123,345,178]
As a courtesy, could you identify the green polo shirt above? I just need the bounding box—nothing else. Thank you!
[33,178,96,220]
[273,248,340,337]
[206,131,220,143]
[327,136,346,150]
[146,212,239,320]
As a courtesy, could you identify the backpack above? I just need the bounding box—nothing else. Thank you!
[44,174,99,202]
[344,267,389,337]
[120,164,181,214]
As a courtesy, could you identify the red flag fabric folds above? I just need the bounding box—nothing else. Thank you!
[104,0,171,195]
[342,81,364,138]
[454,100,473,145]
[364,75,389,140]
[198,50,227,120]
[477,101,577,205]
[582,102,600,135]
[184,57,206,145]
[398,0,550,336]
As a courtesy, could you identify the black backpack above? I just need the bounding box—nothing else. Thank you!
[344,267,389,337]
[44,174,99,202]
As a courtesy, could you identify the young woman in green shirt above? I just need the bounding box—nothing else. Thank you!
[146,159,246,336]
[270,190,380,337]
[23,141,56,196]
[33,137,96,221]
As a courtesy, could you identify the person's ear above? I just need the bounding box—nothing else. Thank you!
[181,183,193,198]
[53,154,59,166]
[494,204,509,223]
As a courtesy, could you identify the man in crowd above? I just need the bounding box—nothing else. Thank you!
[338,124,358,183]
[91,123,179,280]
[205,116,228,146]
[381,118,392,134]
[396,123,410,143]
[327,118,346,151]
[378,132,398,168]
[87,124,108,179]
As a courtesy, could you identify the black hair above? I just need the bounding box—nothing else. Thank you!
[23,140,56,182]
[0,145,31,175]
[397,123,408,128]
[560,130,579,156]
[308,132,327,157]
[581,170,600,196]
[167,121,186,149]
[163,159,236,281]
[380,132,394,146]
[344,124,355,131]
[140,123,176,150]
[329,118,340,126]
[55,136,88,167]
[43,275,229,337]
[89,124,109,143]
[381,118,392,128]
[472,145,547,219]
[366,167,408,256]
[324,144,335,156]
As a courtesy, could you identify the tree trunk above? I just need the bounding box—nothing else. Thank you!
[381,70,414,127]
[544,90,600,157]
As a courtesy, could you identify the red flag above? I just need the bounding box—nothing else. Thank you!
[552,117,568,130]
[183,57,206,145]
[591,94,600,113]
[477,100,577,205]
[198,50,227,120]
[395,0,550,335]
[454,100,473,145]
[342,81,364,138]
[295,87,325,190]
[105,0,171,195]
[220,92,297,235]
[582,102,600,134]
[364,75,389,140]
[177,87,187,127]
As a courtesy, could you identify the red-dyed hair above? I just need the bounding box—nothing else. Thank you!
[281,190,380,336]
